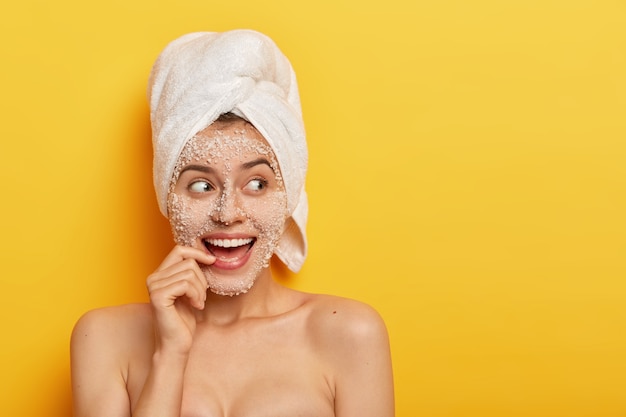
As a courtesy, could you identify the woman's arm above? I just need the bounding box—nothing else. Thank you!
[71,307,135,417]
[131,349,190,417]
[71,246,214,417]
[318,299,395,417]
[70,306,193,417]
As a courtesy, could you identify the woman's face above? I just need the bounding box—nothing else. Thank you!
[167,119,288,296]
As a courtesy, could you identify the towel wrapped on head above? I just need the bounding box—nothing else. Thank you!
[148,29,308,272]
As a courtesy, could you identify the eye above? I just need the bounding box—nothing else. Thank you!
[244,178,268,192]
[188,180,214,193]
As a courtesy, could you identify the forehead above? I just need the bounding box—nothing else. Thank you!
[198,118,266,145]
[177,119,278,166]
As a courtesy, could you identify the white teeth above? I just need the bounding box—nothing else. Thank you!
[206,238,253,248]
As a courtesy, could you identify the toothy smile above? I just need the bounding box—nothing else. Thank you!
[205,238,254,248]
[202,237,256,265]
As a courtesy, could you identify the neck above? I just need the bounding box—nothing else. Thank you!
[196,268,288,326]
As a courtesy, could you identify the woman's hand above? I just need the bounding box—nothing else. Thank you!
[147,245,215,355]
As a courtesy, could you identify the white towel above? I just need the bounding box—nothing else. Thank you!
[148,29,308,272]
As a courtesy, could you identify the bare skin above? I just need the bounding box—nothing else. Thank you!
[70,120,395,417]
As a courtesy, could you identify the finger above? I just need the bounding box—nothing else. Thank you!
[156,245,216,272]
[148,246,213,309]
[149,270,207,310]
[148,257,209,293]
[157,245,216,271]
[148,259,209,306]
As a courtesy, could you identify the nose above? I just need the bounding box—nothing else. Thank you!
[211,186,245,225]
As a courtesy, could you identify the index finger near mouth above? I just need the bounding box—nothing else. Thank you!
[158,246,216,270]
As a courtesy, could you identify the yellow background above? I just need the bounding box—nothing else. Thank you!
[1,0,625,416]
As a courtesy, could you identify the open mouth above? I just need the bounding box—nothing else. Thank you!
[203,237,255,262]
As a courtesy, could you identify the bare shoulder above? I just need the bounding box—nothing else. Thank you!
[71,304,154,416]
[304,294,388,331]
[303,294,390,356]
[300,294,395,416]
[72,303,152,337]
[71,303,154,358]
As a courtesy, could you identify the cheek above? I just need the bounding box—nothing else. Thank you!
[167,193,217,246]
[242,191,289,235]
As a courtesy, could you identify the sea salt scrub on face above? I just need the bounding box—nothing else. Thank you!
[167,121,288,296]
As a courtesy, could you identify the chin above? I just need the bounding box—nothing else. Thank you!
[201,265,259,297]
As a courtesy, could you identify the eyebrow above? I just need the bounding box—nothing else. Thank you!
[241,158,274,172]
[179,159,273,176]
[179,164,217,175]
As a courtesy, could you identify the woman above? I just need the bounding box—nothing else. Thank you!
[71,29,394,417]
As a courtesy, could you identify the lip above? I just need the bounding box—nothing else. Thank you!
[201,233,256,271]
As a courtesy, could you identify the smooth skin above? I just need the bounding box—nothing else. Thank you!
[70,121,395,417]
